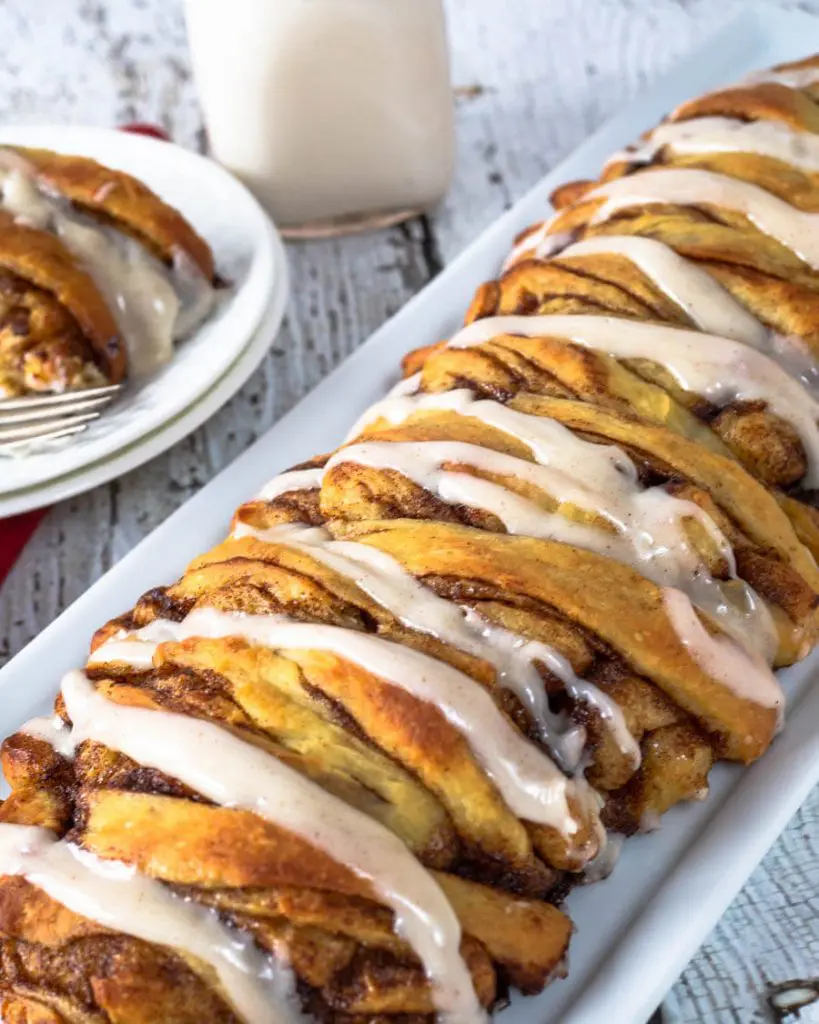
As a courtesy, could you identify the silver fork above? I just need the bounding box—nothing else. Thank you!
[0,383,122,451]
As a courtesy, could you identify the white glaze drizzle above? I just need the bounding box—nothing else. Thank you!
[0,822,303,1024]
[52,669,487,1024]
[257,468,324,502]
[89,608,589,839]
[555,235,768,346]
[344,392,731,570]
[0,160,216,377]
[743,65,819,89]
[607,116,819,174]
[661,589,784,715]
[327,438,625,549]
[504,229,819,391]
[446,313,819,488]
[387,371,423,397]
[21,713,75,758]
[231,520,638,769]
[551,235,819,388]
[503,225,569,269]
[258,376,778,665]
[258,453,591,553]
[508,166,819,274]
[337,393,778,663]
[585,167,819,269]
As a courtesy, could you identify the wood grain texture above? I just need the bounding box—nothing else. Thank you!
[0,0,817,1020]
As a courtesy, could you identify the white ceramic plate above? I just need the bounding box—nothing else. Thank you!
[0,268,289,518]
[1,9,818,1024]
[0,125,286,502]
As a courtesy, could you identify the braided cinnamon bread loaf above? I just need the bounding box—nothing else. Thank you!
[1,53,818,1023]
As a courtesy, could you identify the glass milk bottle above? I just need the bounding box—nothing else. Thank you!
[184,0,455,237]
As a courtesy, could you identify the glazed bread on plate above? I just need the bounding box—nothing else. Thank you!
[0,210,124,397]
[1,54,818,1023]
[0,145,216,399]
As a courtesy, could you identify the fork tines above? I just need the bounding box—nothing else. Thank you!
[0,383,122,451]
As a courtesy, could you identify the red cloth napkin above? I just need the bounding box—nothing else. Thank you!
[0,122,172,587]
[0,508,48,584]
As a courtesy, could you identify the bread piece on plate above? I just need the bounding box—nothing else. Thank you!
[0,211,124,396]
[0,144,217,394]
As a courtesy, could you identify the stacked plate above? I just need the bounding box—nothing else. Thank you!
[0,125,289,517]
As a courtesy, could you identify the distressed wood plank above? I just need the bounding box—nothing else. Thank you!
[0,0,817,1020]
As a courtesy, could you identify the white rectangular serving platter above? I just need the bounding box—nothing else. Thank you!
[2,7,819,1023]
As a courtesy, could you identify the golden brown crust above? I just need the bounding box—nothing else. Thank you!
[451,69,819,601]
[337,522,777,761]
[10,147,215,282]
[0,269,106,398]
[474,69,819,508]
[0,212,125,390]
[337,391,819,664]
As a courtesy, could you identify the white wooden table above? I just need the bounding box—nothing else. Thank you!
[0,1,817,1020]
